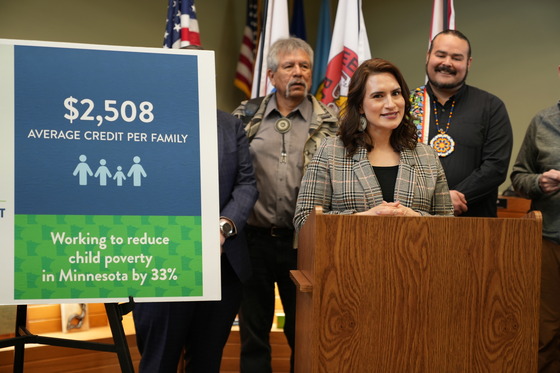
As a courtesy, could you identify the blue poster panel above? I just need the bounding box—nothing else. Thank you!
[0,40,221,304]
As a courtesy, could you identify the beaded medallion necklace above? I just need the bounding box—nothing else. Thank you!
[429,100,456,157]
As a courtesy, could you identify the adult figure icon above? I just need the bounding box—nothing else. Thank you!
[73,154,93,186]
[94,159,112,186]
[128,156,147,186]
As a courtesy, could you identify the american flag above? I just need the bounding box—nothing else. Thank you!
[234,0,259,98]
[163,0,201,49]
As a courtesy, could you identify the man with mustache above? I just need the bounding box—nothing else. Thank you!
[232,37,338,373]
[410,30,513,217]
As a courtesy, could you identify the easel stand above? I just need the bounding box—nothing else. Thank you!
[0,298,136,373]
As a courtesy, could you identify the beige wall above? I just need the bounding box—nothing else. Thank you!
[1,0,559,191]
[0,0,246,113]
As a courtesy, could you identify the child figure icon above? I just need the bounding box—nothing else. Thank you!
[113,166,126,186]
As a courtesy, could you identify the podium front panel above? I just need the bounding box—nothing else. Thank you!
[295,212,540,372]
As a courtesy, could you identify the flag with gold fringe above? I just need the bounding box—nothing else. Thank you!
[317,0,371,113]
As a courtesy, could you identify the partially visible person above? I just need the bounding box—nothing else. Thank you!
[294,58,453,230]
[510,65,560,373]
[410,29,513,217]
[133,110,258,373]
[233,37,338,373]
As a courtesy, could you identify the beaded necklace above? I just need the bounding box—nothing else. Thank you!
[429,100,456,157]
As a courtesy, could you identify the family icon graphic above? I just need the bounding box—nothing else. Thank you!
[73,155,147,187]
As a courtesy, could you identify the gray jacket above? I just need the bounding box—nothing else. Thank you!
[232,93,339,170]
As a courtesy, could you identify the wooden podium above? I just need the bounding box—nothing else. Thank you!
[290,208,542,372]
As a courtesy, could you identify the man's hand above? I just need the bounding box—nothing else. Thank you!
[449,190,468,216]
[539,169,560,194]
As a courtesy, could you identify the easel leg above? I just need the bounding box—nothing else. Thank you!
[2,302,136,372]
[105,302,135,373]
[13,305,27,373]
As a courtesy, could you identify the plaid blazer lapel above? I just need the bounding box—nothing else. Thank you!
[394,149,417,206]
[352,149,385,207]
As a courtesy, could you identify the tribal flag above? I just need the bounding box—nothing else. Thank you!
[311,0,332,95]
[424,0,455,83]
[318,0,371,113]
[163,0,201,49]
[413,0,456,143]
[430,0,455,41]
[251,0,290,98]
[290,0,306,40]
[234,0,259,98]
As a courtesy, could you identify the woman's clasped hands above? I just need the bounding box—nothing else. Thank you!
[357,201,420,217]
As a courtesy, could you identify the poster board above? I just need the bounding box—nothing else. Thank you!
[0,39,221,304]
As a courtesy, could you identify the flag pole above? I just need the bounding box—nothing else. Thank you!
[443,0,449,30]
[254,0,269,97]
[357,0,362,35]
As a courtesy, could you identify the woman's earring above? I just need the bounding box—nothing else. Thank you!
[359,115,367,132]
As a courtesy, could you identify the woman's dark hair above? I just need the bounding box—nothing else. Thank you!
[338,58,417,157]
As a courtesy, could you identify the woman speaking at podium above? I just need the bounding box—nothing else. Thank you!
[294,58,453,231]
